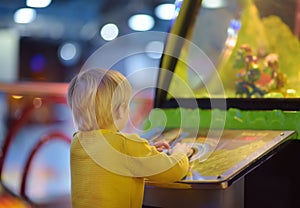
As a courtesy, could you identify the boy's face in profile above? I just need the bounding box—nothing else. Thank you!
[122,103,130,129]
[114,102,130,131]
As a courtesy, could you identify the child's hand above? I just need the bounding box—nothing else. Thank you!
[153,140,170,152]
[170,143,191,155]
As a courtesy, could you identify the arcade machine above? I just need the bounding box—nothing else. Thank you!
[143,0,300,207]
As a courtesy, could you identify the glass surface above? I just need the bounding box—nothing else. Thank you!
[165,0,300,99]
[151,129,295,182]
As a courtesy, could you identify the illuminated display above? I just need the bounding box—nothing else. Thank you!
[156,0,300,110]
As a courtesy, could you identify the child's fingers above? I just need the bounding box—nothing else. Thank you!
[154,141,170,149]
[156,147,163,152]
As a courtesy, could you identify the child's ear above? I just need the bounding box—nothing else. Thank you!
[115,103,127,119]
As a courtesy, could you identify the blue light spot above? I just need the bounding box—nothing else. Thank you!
[230,19,241,30]
[30,54,46,72]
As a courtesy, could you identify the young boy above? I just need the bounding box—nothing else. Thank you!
[67,68,190,208]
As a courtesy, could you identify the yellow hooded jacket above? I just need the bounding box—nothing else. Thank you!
[70,129,189,208]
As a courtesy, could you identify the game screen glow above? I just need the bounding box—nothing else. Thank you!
[167,0,300,99]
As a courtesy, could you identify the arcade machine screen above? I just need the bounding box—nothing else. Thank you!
[155,0,300,110]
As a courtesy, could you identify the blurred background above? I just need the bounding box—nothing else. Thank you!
[0,0,178,84]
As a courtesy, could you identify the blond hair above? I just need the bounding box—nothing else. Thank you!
[67,69,131,131]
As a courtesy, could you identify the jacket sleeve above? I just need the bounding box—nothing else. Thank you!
[122,133,190,183]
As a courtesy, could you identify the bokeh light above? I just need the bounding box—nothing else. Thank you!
[128,14,155,31]
[14,8,37,24]
[26,0,52,8]
[100,23,119,41]
[145,41,164,59]
[30,54,46,72]
[155,3,175,20]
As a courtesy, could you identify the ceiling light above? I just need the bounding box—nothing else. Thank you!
[59,43,77,61]
[128,14,155,31]
[14,8,37,24]
[26,0,52,8]
[100,23,119,41]
[155,3,175,20]
[145,41,164,59]
[58,42,80,66]
[202,0,227,9]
